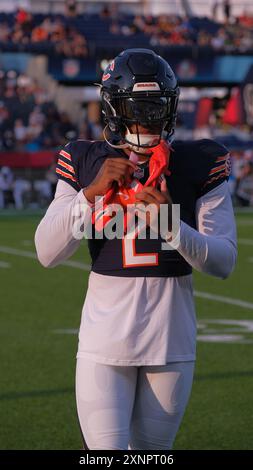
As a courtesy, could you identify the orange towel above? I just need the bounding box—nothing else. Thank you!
[92,140,171,232]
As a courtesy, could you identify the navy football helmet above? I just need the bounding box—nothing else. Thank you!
[100,48,180,149]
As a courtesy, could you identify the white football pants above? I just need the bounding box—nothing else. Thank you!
[76,357,195,450]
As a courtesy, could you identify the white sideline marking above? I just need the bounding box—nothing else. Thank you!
[198,319,253,331]
[0,261,11,268]
[22,240,33,246]
[54,319,253,344]
[54,329,78,334]
[236,220,253,226]
[237,238,253,263]
[197,334,246,343]
[0,246,90,271]
[197,319,253,344]
[238,238,253,246]
[1,245,253,310]
[0,246,37,260]
[194,291,253,310]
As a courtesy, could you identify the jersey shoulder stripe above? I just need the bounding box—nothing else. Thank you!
[56,167,78,183]
[56,143,81,191]
[57,158,75,174]
[203,153,231,191]
[59,149,72,161]
[209,162,227,175]
[196,140,230,195]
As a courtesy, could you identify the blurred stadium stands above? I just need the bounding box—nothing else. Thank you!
[0,0,253,209]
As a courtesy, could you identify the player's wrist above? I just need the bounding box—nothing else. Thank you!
[83,187,97,204]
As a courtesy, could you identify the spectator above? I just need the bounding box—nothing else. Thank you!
[0,166,14,209]
[223,0,231,23]
[212,1,219,21]
[13,119,27,148]
[45,162,58,198]
[13,179,32,210]
[0,22,10,42]
[65,0,77,18]
[236,161,253,206]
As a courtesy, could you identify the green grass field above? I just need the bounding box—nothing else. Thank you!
[0,212,253,450]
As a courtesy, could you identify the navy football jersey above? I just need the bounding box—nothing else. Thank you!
[56,139,230,277]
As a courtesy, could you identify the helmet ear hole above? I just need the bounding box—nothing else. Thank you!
[108,116,123,133]
[109,121,119,133]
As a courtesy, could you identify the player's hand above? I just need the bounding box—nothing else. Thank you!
[135,179,172,228]
[83,158,137,203]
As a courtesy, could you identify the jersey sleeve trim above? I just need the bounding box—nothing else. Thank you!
[59,149,72,160]
[56,167,78,183]
[56,144,81,191]
[57,158,75,174]
[201,152,231,195]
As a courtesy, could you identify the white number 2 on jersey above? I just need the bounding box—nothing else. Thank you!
[122,237,158,267]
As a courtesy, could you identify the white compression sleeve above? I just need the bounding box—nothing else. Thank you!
[35,180,93,268]
[165,181,237,279]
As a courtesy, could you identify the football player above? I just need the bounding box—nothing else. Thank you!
[35,49,237,450]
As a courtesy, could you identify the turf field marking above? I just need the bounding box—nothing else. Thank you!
[238,238,253,246]
[54,328,78,334]
[0,246,90,271]
[54,320,253,344]
[0,387,73,401]
[237,238,253,262]
[198,319,253,331]
[0,261,11,268]
[0,246,37,260]
[234,207,253,215]
[236,220,253,226]
[22,240,33,246]
[197,334,246,343]
[194,291,253,310]
[197,319,253,344]
[1,244,253,310]
[54,321,253,335]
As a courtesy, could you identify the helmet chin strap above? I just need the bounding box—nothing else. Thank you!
[103,124,129,149]
[103,124,161,154]
[124,129,160,149]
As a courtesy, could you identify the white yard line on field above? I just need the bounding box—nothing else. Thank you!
[238,238,253,246]
[0,246,90,271]
[0,260,11,268]
[235,208,253,214]
[194,291,253,310]
[1,244,253,310]
[54,329,79,334]
[236,220,253,226]
[22,240,33,246]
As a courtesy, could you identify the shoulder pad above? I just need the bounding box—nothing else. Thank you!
[171,139,230,197]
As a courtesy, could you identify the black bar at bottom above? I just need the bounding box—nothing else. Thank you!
[0,450,252,467]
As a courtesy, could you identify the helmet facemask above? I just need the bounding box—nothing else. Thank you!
[101,89,179,150]
[100,48,180,151]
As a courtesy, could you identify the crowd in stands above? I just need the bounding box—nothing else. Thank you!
[0,8,88,57]
[0,70,102,152]
[141,14,253,51]
[1,3,253,208]
[0,6,253,55]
